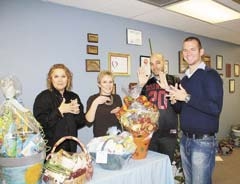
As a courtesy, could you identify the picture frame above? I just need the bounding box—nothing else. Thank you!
[234,64,239,77]
[216,55,223,70]
[140,55,151,76]
[226,63,231,78]
[164,60,169,73]
[87,45,98,55]
[126,28,142,45]
[229,79,235,93]
[202,55,211,67]
[108,52,130,76]
[87,33,98,43]
[86,59,100,72]
[179,51,188,73]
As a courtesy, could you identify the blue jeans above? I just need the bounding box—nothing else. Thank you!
[180,134,217,184]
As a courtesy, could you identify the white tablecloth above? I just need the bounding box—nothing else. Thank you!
[87,151,174,184]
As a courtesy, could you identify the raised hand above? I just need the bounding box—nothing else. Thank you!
[137,66,150,87]
[157,71,169,90]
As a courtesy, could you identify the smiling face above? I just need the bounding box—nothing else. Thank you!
[182,38,204,68]
[98,74,114,95]
[150,54,165,76]
[50,68,68,94]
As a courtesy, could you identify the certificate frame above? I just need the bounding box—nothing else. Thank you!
[108,52,130,76]
[229,79,235,93]
[139,55,151,77]
[216,55,223,70]
[126,28,142,45]
[234,64,239,77]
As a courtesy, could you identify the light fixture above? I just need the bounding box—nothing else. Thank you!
[165,0,240,23]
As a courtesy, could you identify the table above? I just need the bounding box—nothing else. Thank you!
[87,151,174,184]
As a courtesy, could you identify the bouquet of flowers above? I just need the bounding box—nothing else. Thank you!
[116,95,159,138]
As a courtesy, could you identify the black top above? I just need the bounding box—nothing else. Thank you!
[33,88,85,154]
[86,93,122,137]
[141,74,179,137]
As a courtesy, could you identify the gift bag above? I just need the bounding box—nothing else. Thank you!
[42,136,93,184]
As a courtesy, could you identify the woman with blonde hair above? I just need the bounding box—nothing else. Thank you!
[85,70,122,137]
[33,64,85,155]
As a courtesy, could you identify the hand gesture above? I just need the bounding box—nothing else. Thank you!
[94,95,111,105]
[137,66,150,87]
[59,98,80,115]
[166,84,188,103]
[157,71,169,90]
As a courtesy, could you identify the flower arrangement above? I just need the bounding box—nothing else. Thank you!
[116,95,159,137]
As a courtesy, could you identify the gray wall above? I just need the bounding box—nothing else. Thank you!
[1,0,240,144]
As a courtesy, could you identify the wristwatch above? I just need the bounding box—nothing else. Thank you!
[185,94,191,103]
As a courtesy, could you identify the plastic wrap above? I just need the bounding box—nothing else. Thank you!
[0,75,45,158]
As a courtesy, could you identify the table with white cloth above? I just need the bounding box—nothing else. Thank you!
[87,151,174,184]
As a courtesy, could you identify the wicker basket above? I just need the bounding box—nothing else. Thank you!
[42,136,93,184]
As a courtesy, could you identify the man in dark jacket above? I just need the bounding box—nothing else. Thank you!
[137,53,179,162]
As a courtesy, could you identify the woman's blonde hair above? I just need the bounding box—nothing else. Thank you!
[97,70,114,84]
[47,64,73,91]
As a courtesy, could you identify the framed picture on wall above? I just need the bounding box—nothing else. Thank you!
[216,55,223,70]
[87,45,98,55]
[226,64,231,78]
[202,55,211,67]
[86,59,100,72]
[108,52,130,76]
[229,79,235,93]
[179,51,188,73]
[126,28,142,45]
[140,55,151,77]
[234,64,239,77]
[87,33,98,43]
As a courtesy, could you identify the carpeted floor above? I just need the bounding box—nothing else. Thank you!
[212,147,240,184]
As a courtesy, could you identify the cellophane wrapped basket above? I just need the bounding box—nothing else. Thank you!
[87,131,136,170]
[0,75,46,184]
[42,136,93,184]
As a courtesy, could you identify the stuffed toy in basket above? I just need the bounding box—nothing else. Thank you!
[87,131,136,170]
[42,136,93,184]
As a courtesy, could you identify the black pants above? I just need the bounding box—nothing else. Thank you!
[149,135,177,163]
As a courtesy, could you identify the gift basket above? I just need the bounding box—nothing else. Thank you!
[116,93,159,159]
[87,130,136,170]
[42,136,93,184]
[0,75,46,184]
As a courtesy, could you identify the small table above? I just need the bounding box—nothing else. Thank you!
[87,151,174,184]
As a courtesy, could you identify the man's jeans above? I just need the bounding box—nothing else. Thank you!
[180,134,217,184]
